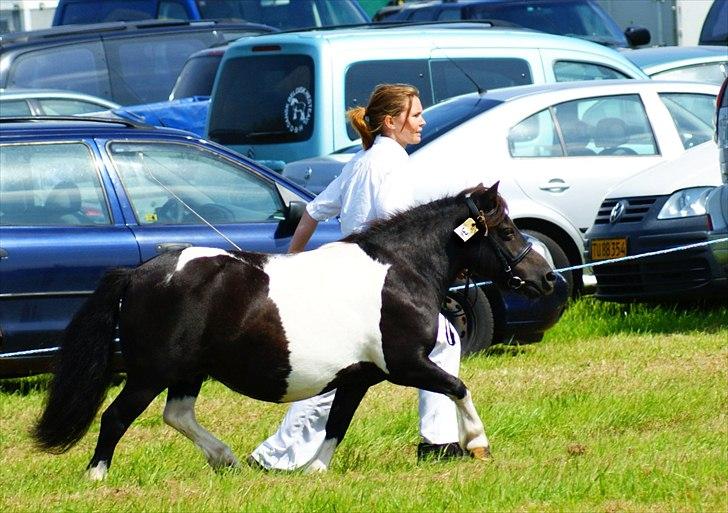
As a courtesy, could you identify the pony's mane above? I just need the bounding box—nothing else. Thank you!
[346,186,508,242]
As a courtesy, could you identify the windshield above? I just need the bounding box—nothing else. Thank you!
[208,54,315,145]
[408,95,503,153]
[469,0,627,47]
[196,0,368,30]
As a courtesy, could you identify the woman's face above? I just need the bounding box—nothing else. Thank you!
[389,96,426,147]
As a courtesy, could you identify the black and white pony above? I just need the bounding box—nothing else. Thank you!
[33,183,556,479]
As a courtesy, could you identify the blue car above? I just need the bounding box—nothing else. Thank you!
[0,117,566,377]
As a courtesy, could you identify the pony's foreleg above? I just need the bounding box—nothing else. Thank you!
[87,376,166,480]
[305,384,370,473]
[163,378,240,470]
[389,361,490,460]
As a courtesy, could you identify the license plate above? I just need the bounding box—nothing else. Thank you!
[591,238,627,260]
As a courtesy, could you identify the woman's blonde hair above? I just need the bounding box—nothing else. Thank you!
[346,83,420,150]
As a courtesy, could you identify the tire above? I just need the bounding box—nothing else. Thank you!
[442,285,494,356]
[522,229,575,298]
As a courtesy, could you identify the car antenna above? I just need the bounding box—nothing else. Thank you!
[433,44,486,95]
[137,151,243,252]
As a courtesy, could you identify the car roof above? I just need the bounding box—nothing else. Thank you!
[0,116,195,139]
[624,45,728,72]
[228,22,620,54]
[0,19,276,48]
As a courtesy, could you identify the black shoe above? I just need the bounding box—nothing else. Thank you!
[417,442,464,462]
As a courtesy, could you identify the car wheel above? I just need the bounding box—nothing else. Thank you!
[442,285,494,356]
[522,229,574,298]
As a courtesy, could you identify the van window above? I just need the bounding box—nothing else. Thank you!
[208,55,315,145]
[553,61,629,82]
[8,42,111,100]
[345,60,432,140]
[430,58,532,103]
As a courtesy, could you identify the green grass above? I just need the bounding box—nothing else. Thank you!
[1,297,726,512]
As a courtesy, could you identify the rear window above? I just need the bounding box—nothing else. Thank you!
[208,54,315,145]
[197,0,368,30]
[170,53,223,100]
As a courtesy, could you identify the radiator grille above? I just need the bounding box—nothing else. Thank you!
[594,196,658,225]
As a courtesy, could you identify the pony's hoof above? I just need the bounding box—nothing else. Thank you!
[87,461,108,481]
[469,446,492,461]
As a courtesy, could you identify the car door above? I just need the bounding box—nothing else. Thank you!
[504,90,694,232]
[100,139,339,261]
[0,140,141,354]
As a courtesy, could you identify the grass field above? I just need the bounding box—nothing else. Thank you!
[1,298,726,512]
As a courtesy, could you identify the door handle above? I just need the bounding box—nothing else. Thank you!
[155,242,192,254]
[539,178,570,193]
[0,248,7,260]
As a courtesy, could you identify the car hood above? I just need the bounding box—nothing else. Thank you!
[604,142,722,199]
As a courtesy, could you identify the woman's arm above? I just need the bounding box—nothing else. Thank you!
[288,210,319,253]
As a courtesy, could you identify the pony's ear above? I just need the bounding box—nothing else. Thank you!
[489,181,500,194]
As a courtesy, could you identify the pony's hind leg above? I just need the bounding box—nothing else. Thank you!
[163,377,240,470]
[87,376,166,480]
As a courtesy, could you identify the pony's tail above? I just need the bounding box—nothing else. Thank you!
[33,268,132,454]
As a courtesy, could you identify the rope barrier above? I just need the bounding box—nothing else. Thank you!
[3,237,726,359]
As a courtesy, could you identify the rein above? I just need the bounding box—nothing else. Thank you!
[464,196,531,290]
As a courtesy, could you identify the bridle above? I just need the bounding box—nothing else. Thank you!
[464,195,532,290]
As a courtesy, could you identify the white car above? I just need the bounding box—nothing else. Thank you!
[406,79,719,294]
[623,45,728,86]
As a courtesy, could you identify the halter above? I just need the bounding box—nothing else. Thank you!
[464,195,532,290]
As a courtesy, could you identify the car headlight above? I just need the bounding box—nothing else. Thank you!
[657,187,715,219]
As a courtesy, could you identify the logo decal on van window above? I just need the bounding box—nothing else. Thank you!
[284,87,313,134]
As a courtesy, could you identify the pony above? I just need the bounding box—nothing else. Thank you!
[33,182,556,479]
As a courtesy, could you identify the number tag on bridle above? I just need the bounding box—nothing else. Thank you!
[454,217,479,241]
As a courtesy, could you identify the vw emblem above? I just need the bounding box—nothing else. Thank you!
[609,200,628,224]
[304,166,313,181]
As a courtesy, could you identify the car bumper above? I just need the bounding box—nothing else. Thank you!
[586,215,728,301]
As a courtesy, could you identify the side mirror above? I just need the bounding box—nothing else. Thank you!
[275,200,307,237]
[624,26,651,47]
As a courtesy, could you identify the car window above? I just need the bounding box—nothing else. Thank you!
[659,93,716,149]
[209,54,315,145]
[700,0,728,45]
[553,61,630,82]
[159,1,190,20]
[36,98,108,115]
[0,142,111,226]
[510,94,658,158]
[430,58,533,103]
[170,53,222,100]
[650,63,728,86]
[8,41,112,100]
[509,109,564,157]
[0,100,32,116]
[60,0,156,23]
[437,8,462,21]
[104,32,213,105]
[109,141,284,225]
[578,94,657,155]
[408,7,439,21]
[345,60,433,140]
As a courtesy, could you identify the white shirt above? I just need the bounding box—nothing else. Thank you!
[307,135,415,236]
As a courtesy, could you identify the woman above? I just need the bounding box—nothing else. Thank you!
[249,83,463,471]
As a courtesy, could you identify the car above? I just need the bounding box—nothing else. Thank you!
[373,0,651,49]
[52,0,370,31]
[717,75,728,183]
[0,88,120,117]
[169,45,230,101]
[0,117,568,377]
[584,141,727,301]
[624,45,728,85]
[699,0,728,46]
[207,22,648,165]
[0,19,277,106]
[284,79,719,296]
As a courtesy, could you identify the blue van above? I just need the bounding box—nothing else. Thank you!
[207,23,648,165]
[52,0,370,30]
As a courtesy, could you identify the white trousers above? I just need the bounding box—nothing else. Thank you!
[250,314,461,470]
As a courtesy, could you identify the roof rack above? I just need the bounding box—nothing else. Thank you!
[0,115,150,128]
[268,18,524,37]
